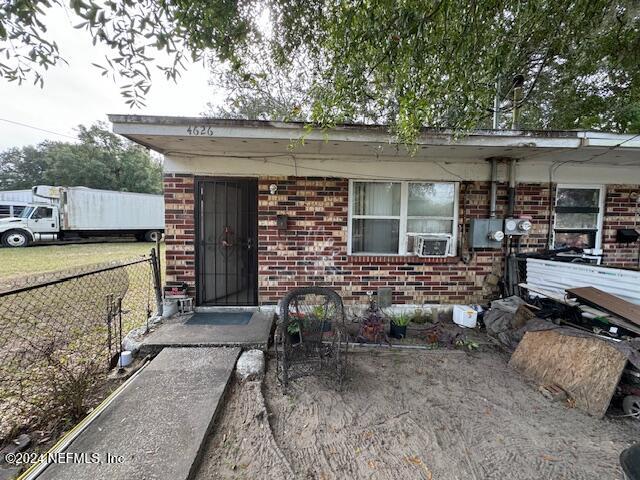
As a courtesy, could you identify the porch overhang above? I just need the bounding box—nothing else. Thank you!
[108,115,640,183]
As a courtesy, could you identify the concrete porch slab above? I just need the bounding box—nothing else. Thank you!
[141,311,274,354]
[39,347,240,480]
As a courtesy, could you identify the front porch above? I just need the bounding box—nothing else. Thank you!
[140,309,274,352]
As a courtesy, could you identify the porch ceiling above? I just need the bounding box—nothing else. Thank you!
[109,115,640,167]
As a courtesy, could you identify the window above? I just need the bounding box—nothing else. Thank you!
[553,185,604,250]
[349,180,458,255]
[0,205,10,218]
[32,207,53,219]
[19,206,35,218]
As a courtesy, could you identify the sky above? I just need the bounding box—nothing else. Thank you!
[0,7,217,150]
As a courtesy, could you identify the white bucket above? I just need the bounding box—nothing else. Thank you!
[117,351,133,368]
[452,305,477,328]
[162,300,179,318]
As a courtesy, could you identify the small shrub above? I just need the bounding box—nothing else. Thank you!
[410,309,431,324]
[390,313,411,327]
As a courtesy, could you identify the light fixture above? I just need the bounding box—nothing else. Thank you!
[269,184,278,195]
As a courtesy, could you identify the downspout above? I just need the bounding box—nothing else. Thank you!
[489,158,498,218]
[506,158,518,296]
[507,158,517,217]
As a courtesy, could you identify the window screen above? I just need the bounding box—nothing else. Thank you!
[554,186,602,249]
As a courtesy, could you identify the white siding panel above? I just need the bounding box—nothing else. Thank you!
[526,258,640,305]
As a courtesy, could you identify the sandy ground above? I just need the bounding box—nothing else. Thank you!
[195,348,639,480]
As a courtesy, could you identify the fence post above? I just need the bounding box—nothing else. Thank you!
[106,294,113,369]
[155,235,162,283]
[150,248,163,317]
[117,296,123,368]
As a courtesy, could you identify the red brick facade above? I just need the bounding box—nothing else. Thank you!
[603,185,640,268]
[163,174,196,296]
[163,173,639,305]
[256,178,505,305]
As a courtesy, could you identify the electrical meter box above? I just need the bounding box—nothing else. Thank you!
[504,218,533,236]
[469,218,505,248]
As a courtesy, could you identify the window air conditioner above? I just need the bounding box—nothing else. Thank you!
[413,234,452,257]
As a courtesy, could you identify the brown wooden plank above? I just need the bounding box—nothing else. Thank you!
[579,305,640,336]
[566,286,640,327]
[509,330,628,417]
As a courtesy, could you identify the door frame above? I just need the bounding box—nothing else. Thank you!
[194,176,259,306]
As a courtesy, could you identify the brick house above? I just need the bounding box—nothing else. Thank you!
[109,116,640,307]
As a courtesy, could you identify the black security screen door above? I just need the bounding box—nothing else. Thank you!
[196,178,258,306]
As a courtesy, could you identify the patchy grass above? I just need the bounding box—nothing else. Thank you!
[0,242,165,444]
[0,242,165,281]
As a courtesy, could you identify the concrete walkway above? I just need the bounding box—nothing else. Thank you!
[141,311,273,353]
[39,347,240,480]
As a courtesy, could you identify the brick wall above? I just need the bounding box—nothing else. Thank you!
[163,174,196,296]
[257,177,505,305]
[163,173,639,305]
[511,182,639,267]
[513,182,555,252]
[602,185,640,268]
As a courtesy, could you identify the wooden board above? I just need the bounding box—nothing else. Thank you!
[520,282,640,335]
[509,330,627,417]
[567,286,640,327]
[579,305,640,336]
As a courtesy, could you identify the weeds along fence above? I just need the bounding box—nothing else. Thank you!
[0,252,161,442]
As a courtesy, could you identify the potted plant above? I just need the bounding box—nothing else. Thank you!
[287,321,302,343]
[286,312,306,344]
[311,305,334,332]
[389,313,410,339]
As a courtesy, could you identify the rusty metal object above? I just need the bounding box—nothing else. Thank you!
[355,293,389,344]
[275,287,349,391]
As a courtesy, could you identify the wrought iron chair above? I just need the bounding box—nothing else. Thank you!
[275,287,348,390]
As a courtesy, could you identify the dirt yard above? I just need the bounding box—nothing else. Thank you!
[196,348,639,480]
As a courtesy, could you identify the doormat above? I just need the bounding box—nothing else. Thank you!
[186,312,253,326]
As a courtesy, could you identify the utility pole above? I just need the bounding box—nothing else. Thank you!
[492,79,500,129]
[512,74,524,130]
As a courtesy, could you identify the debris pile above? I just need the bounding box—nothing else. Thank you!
[481,260,640,419]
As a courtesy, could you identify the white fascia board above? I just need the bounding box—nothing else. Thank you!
[164,153,640,184]
[581,131,640,148]
[112,121,583,149]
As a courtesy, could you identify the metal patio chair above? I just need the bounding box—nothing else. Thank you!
[275,287,349,391]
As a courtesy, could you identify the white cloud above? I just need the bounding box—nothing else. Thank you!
[0,6,214,150]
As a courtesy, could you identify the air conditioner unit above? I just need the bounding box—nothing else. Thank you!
[412,234,451,257]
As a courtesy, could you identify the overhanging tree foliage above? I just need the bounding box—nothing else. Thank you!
[2,1,639,141]
[0,123,163,193]
[205,46,314,121]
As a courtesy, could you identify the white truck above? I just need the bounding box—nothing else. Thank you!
[0,189,56,218]
[0,186,164,247]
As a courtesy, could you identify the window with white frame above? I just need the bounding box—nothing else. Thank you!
[349,180,458,255]
[553,184,604,250]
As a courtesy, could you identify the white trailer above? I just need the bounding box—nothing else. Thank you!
[0,186,164,247]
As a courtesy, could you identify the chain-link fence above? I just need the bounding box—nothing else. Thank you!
[0,253,160,442]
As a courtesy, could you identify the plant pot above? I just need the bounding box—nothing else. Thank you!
[288,331,301,344]
[389,323,407,339]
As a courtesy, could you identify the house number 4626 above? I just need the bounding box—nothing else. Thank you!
[186,125,214,136]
